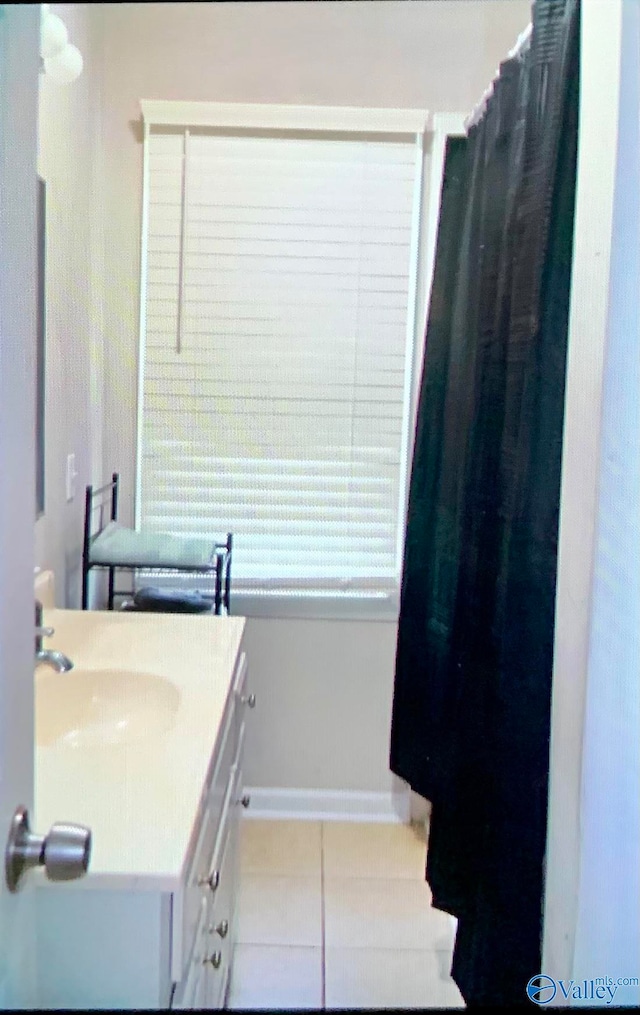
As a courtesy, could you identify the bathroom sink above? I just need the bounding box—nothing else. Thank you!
[36,668,181,748]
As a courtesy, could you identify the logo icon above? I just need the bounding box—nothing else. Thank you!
[527,975,557,1005]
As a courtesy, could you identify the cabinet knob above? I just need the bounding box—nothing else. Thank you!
[197,869,220,891]
[238,794,251,809]
[204,950,222,969]
[209,918,229,939]
[240,693,256,708]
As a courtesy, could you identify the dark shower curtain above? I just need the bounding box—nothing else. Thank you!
[390,0,579,1006]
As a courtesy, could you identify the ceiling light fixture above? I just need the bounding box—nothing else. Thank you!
[40,4,83,83]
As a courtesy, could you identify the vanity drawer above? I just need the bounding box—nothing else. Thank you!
[202,763,243,1010]
[181,769,236,999]
[172,960,205,1011]
[172,646,250,983]
[203,651,246,816]
[175,737,233,978]
[175,803,216,980]
[171,898,208,1010]
[174,721,244,980]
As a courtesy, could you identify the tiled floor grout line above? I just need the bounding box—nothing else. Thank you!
[320,822,327,1010]
[233,820,462,1009]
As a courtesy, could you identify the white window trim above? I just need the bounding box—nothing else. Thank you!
[232,588,401,623]
[140,99,432,135]
[134,104,467,622]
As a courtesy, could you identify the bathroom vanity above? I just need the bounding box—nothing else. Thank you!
[33,608,251,1009]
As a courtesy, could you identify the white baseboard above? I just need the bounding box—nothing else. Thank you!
[242,786,411,824]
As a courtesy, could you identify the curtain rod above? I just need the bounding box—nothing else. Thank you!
[464,23,533,133]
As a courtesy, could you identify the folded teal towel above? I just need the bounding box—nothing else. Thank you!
[90,522,215,569]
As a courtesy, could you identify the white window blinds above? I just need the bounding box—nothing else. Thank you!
[138,128,420,599]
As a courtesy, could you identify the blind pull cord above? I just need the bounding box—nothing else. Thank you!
[176,127,190,354]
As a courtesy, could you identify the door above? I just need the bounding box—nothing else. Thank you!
[0,4,42,1007]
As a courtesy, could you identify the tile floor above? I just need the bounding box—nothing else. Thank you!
[227,819,465,1010]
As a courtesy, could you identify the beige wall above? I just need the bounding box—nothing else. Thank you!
[36,3,105,608]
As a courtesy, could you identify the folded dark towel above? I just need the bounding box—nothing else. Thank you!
[132,587,212,614]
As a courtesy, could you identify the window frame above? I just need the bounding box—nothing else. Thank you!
[135,103,466,621]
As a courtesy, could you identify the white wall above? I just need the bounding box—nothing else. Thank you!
[35,4,105,608]
[543,0,640,995]
[93,0,530,799]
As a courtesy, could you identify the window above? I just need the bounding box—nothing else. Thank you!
[137,104,429,617]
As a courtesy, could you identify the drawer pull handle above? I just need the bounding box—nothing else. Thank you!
[240,693,256,708]
[197,869,220,891]
[204,950,222,969]
[210,919,229,939]
[238,794,251,809]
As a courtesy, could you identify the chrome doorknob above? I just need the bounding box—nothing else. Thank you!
[197,869,220,891]
[240,693,256,708]
[209,918,228,939]
[5,806,91,893]
[204,950,222,969]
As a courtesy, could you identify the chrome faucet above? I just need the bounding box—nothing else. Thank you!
[35,600,74,673]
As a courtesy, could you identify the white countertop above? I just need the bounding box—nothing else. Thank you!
[34,609,245,891]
